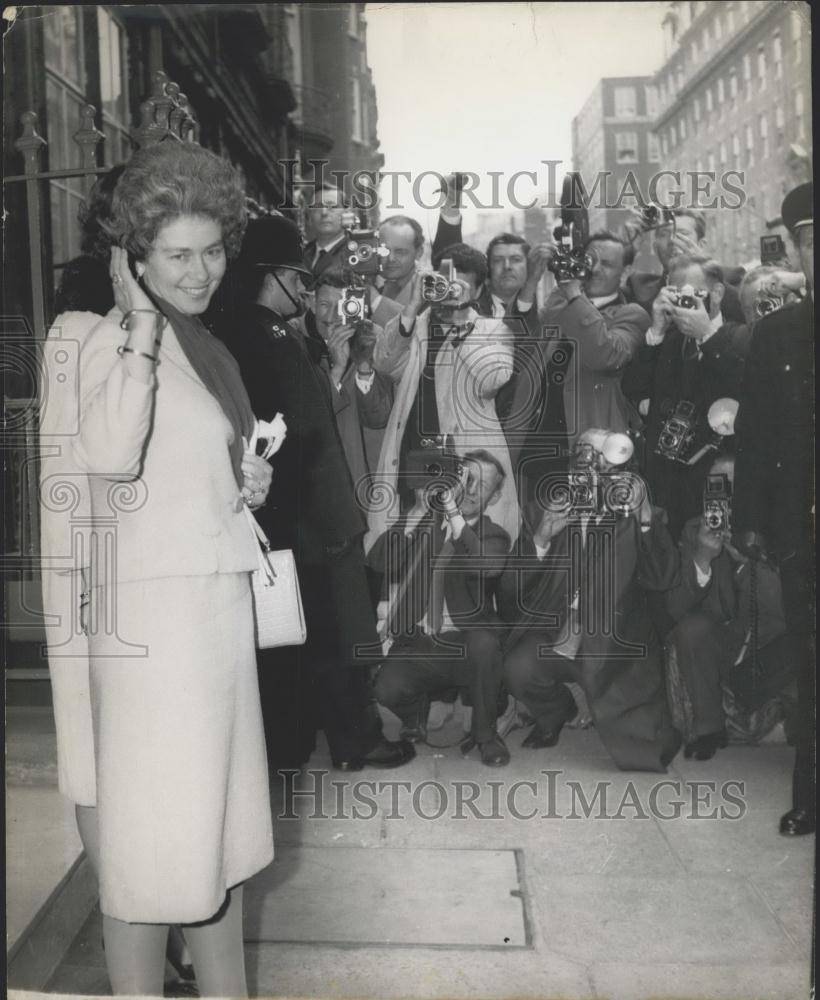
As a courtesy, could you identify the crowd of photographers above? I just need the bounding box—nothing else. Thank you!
[219,174,813,839]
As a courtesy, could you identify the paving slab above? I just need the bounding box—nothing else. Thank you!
[589,961,813,1000]
[244,846,527,948]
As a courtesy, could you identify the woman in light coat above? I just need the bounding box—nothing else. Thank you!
[42,141,274,996]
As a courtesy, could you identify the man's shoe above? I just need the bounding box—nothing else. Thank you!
[522,706,578,749]
[779,808,816,837]
[335,738,416,772]
[683,729,728,761]
[479,734,510,767]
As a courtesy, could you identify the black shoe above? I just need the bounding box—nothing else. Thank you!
[479,734,510,767]
[165,981,199,998]
[522,707,577,749]
[334,737,416,772]
[683,729,728,761]
[779,808,816,837]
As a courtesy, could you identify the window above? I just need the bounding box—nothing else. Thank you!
[774,104,784,141]
[717,77,725,104]
[676,65,684,91]
[794,89,804,139]
[679,117,687,141]
[696,157,703,174]
[745,123,754,163]
[719,140,727,165]
[792,10,803,63]
[705,86,713,112]
[731,133,740,168]
[702,24,710,52]
[693,97,701,122]
[659,81,666,106]
[614,86,637,119]
[615,131,638,162]
[714,14,723,40]
[347,3,358,36]
[729,68,738,102]
[351,73,363,142]
[661,132,669,157]
[43,6,87,270]
[647,132,661,162]
[727,3,736,32]
[742,53,751,99]
[690,38,699,63]
[708,151,716,173]
[645,85,658,116]
[773,31,782,78]
[757,44,766,89]
[97,8,130,163]
[759,113,768,159]
[669,126,676,151]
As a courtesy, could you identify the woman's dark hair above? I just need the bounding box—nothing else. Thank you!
[105,142,248,260]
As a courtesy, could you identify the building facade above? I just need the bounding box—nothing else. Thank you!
[653,0,812,263]
[571,76,660,233]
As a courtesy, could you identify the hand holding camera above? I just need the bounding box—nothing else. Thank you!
[694,515,726,574]
[668,285,712,340]
[650,285,677,338]
[525,243,556,285]
[326,320,356,381]
[533,506,569,549]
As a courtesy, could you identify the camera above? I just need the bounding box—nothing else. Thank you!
[754,292,784,318]
[567,472,599,514]
[642,204,676,230]
[404,440,461,504]
[422,258,463,305]
[703,472,732,532]
[760,234,787,266]
[665,284,709,310]
[548,173,593,284]
[337,287,369,323]
[345,228,389,277]
[655,400,697,462]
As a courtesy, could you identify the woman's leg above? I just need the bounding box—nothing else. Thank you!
[102,916,168,996]
[182,886,247,998]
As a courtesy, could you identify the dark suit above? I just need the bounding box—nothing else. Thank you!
[665,518,790,737]
[371,512,510,743]
[499,502,682,772]
[733,295,814,814]
[303,234,349,280]
[622,318,752,539]
[219,303,383,766]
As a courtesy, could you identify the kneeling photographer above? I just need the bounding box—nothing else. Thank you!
[663,457,794,761]
[622,254,752,540]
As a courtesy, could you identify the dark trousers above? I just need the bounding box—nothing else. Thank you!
[779,550,815,814]
[258,647,383,767]
[375,629,504,743]
[668,613,794,737]
[504,631,580,733]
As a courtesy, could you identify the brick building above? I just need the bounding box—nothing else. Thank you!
[653,0,812,263]
[571,76,660,233]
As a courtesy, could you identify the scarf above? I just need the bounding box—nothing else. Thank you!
[150,292,254,489]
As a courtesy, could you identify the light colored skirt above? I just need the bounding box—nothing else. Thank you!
[83,572,273,924]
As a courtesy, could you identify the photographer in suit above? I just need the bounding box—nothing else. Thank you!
[500,429,681,772]
[733,183,814,837]
[509,232,648,504]
[623,207,745,323]
[371,450,511,766]
[664,457,793,761]
[622,254,751,540]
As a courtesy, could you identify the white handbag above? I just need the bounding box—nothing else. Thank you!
[244,505,306,649]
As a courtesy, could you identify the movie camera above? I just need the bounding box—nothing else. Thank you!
[642,203,676,230]
[344,227,389,277]
[422,258,464,305]
[548,173,593,284]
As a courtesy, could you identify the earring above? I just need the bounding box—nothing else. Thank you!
[136,262,145,278]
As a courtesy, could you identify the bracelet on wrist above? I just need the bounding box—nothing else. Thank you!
[119,309,168,332]
[117,345,160,364]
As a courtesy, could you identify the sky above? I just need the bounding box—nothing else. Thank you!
[365,1,667,243]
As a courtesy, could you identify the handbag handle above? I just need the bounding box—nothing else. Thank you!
[243,504,277,584]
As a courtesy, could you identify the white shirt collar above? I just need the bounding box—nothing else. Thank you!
[588,291,619,309]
